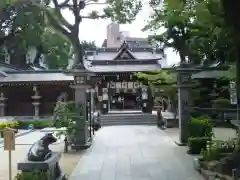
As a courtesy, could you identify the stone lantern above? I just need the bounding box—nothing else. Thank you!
[101,88,109,114]
[65,67,95,150]
[141,87,148,113]
[31,86,41,119]
[0,93,7,117]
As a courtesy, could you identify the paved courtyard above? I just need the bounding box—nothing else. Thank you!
[69,126,203,180]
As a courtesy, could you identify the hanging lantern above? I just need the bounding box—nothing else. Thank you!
[132,88,136,93]
[134,82,139,88]
[110,81,115,88]
[128,82,133,89]
[122,81,127,89]
[116,88,120,93]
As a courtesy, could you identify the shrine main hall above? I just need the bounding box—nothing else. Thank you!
[0,23,166,119]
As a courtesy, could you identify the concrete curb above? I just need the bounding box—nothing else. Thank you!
[40,127,66,132]
[0,129,35,144]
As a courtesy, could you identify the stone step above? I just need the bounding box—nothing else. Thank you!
[101,114,155,117]
[100,113,157,126]
[107,110,143,115]
[100,115,156,119]
[100,118,157,122]
[101,122,156,126]
[101,118,157,122]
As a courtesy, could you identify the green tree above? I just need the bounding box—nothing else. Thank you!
[42,28,73,69]
[145,0,233,65]
[44,0,143,68]
[0,0,45,50]
[136,69,177,113]
[81,40,97,50]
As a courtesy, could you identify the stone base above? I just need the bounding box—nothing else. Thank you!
[71,137,92,150]
[18,152,64,180]
[193,158,200,170]
[174,140,187,146]
[56,173,66,180]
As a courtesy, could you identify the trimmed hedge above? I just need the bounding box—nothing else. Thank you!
[187,116,213,154]
[16,120,53,129]
[188,136,211,154]
[14,171,48,180]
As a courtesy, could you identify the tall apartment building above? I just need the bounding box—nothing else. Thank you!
[103,22,151,48]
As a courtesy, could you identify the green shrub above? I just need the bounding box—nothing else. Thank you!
[17,120,53,127]
[53,101,85,140]
[0,121,19,129]
[0,121,19,137]
[14,171,48,180]
[201,139,237,161]
[188,116,213,137]
[188,137,211,154]
[212,98,230,109]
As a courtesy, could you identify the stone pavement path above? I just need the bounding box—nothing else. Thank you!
[69,126,203,180]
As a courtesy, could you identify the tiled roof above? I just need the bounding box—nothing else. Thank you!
[0,72,74,83]
[85,64,160,72]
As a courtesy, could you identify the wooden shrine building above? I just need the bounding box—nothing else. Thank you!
[0,41,165,118]
[84,41,165,113]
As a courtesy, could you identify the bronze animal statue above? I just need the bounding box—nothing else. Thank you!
[27,133,57,161]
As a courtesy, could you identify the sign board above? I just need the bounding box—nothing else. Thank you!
[230,81,237,105]
[4,130,15,151]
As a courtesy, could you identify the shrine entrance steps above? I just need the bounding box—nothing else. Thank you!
[100,110,157,126]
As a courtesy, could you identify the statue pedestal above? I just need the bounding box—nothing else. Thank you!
[17,152,65,180]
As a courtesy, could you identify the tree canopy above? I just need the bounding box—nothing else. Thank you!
[144,0,234,66]
[44,0,143,68]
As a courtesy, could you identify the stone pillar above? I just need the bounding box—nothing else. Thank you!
[70,72,94,150]
[146,87,153,113]
[176,63,192,145]
[0,93,7,116]
[101,88,109,114]
[31,86,41,119]
[141,87,148,113]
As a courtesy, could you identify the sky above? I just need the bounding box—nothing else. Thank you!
[62,0,180,66]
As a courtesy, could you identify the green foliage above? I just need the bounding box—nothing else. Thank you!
[212,98,230,108]
[0,1,46,50]
[42,28,72,69]
[14,171,48,180]
[53,101,84,138]
[136,70,176,86]
[201,139,236,161]
[81,40,96,50]
[104,0,142,23]
[145,0,234,65]
[188,136,211,154]
[0,121,18,129]
[188,116,213,154]
[17,120,53,128]
[188,116,213,137]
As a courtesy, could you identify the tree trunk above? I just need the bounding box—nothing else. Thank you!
[33,45,43,65]
[72,39,85,69]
